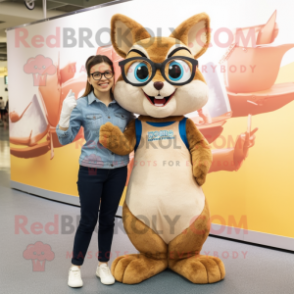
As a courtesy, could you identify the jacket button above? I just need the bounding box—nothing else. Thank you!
[108,116,110,119]
[111,163,113,166]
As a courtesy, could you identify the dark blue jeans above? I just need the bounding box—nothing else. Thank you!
[71,165,127,265]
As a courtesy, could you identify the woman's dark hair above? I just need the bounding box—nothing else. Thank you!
[80,55,114,98]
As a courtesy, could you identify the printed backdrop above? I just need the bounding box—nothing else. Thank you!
[6,0,294,247]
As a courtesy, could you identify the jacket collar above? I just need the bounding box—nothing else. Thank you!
[87,91,117,105]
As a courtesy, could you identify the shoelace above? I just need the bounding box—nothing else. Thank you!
[70,269,81,278]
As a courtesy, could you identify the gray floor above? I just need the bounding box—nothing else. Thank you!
[1,121,294,294]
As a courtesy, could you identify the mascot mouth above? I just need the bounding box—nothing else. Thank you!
[143,90,176,107]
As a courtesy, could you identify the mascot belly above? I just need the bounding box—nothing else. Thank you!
[126,119,205,244]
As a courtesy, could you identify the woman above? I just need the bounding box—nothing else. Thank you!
[56,55,135,287]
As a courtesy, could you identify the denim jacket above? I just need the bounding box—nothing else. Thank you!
[56,91,135,169]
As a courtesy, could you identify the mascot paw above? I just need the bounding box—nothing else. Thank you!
[193,160,211,186]
[193,160,210,185]
[169,255,225,284]
[99,122,121,149]
[111,254,167,284]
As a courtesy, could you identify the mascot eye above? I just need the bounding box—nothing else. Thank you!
[127,62,150,84]
[167,60,191,83]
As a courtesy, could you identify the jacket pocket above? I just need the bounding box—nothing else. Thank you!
[85,113,102,130]
[114,113,127,130]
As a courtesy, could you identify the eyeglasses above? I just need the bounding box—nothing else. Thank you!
[90,71,114,81]
[118,56,198,87]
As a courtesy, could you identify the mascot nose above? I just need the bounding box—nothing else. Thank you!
[154,81,164,90]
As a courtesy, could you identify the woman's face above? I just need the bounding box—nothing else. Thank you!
[87,62,114,94]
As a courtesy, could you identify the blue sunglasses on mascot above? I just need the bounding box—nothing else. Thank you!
[118,56,198,86]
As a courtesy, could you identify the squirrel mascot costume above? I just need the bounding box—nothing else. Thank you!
[99,13,226,284]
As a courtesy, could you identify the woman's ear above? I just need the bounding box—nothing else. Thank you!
[111,14,151,58]
[87,76,91,85]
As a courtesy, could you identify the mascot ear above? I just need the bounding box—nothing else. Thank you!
[169,13,211,59]
[111,14,151,58]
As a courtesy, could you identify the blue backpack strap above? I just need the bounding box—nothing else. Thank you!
[179,117,189,149]
[134,119,142,152]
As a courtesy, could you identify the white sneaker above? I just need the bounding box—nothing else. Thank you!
[96,263,115,285]
[68,265,83,288]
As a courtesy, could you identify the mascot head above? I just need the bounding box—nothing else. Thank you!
[111,13,211,118]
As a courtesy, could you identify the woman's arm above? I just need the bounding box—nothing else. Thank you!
[56,105,83,145]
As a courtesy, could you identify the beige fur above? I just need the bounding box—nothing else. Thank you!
[111,201,225,284]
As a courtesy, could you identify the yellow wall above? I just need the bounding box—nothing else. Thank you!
[204,62,294,238]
